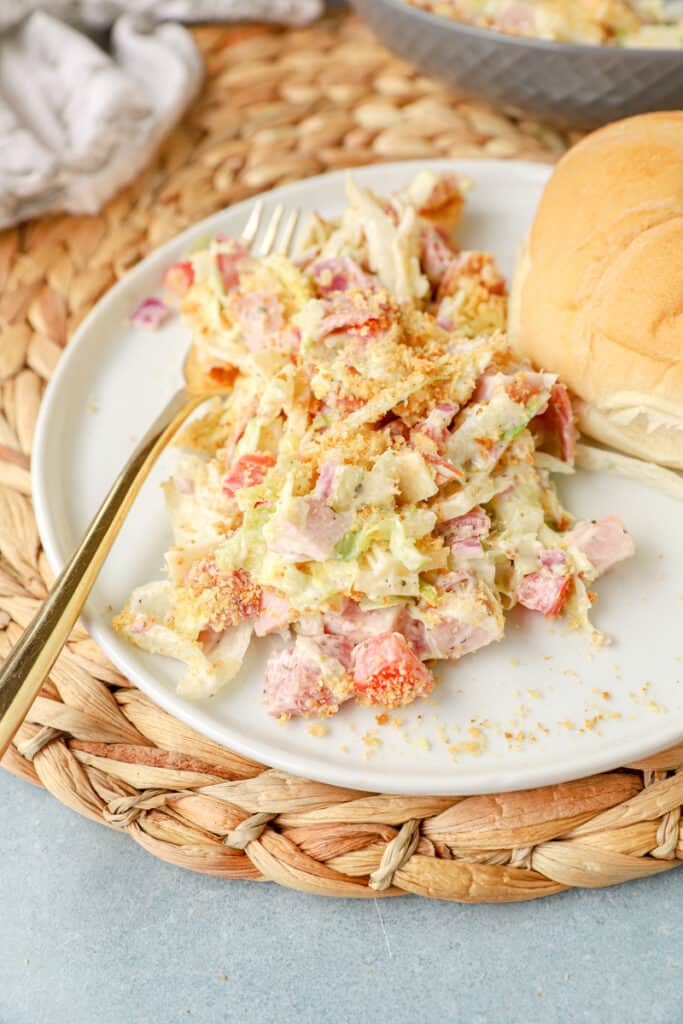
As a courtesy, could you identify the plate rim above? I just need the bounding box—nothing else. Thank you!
[31,158,683,794]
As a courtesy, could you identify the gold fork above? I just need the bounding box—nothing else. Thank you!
[0,202,300,757]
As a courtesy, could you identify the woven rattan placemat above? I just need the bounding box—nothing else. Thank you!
[1,12,681,901]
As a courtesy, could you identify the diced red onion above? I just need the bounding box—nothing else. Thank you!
[131,297,169,330]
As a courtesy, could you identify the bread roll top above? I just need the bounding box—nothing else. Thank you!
[510,111,683,470]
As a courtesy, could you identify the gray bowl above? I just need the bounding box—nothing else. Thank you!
[351,0,683,128]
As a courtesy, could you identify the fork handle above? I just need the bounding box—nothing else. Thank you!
[0,387,205,758]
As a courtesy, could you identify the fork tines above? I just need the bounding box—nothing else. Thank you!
[240,201,300,256]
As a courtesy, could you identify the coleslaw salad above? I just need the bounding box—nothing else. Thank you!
[402,0,683,48]
[114,171,634,720]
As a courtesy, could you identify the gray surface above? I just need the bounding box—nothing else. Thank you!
[1,770,682,1024]
[351,0,683,129]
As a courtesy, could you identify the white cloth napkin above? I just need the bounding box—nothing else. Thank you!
[0,1,322,228]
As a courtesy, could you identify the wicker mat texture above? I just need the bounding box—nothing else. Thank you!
[1,12,681,902]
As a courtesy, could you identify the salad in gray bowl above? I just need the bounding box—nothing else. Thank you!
[350,0,683,127]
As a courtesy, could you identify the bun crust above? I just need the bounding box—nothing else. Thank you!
[509,112,683,470]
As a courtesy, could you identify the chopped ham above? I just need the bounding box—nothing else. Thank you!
[540,549,567,569]
[222,452,275,497]
[451,538,485,560]
[400,613,431,659]
[437,251,506,302]
[533,382,576,464]
[421,584,503,658]
[324,598,411,644]
[263,636,352,718]
[413,403,458,446]
[436,570,473,591]
[387,418,410,441]
[423,453,464,483]
[310,256,377,296]
[253,589,295,638]
[315,461,337,502]
[163,261,194,296]
[424,618,498,659]
[270,499,348,562]
[438,508,491,546]
[516,569,572,617]
[316,290,393,340]
[566,515,634,576]
[316,634,354,671]
[420,226,458,288]
[232,292,283,351]
[419,573,502,655]
[352,632,434,708]
[473,370,500,404]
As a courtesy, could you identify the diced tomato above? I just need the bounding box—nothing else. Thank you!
[163,261,194,296]
[516,569,572,617]
[352,632,434,708]
[222,452,275,497]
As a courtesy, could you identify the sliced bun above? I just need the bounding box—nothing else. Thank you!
[509,111,683,470]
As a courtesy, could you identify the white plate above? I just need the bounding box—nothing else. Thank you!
[33,160,683,795]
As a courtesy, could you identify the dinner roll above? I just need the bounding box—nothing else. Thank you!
[509,111,683,469]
